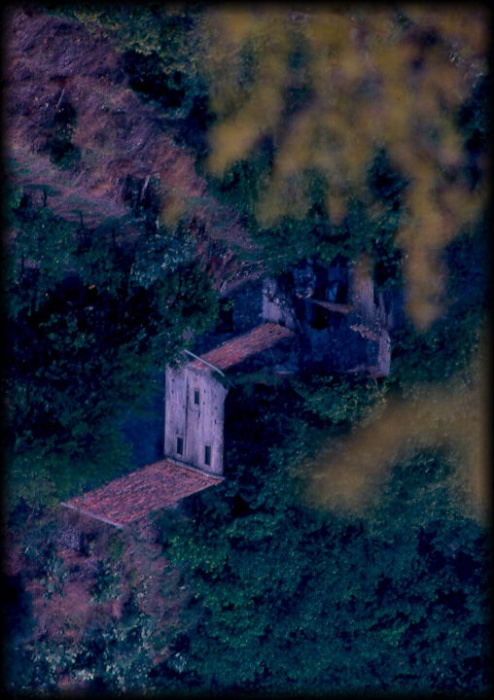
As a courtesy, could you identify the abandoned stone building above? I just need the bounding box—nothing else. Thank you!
[277,254,401,378]
[61,254,402,528]
[165,322,295,475]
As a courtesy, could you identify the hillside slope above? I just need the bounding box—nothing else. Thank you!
[4,4,258,284]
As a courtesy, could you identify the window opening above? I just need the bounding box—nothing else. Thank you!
[204,445,211,466]
[176,436,184,456]
[310,305,330,330]
[194,390,200,405]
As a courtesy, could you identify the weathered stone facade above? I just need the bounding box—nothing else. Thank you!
[164,364,227,476]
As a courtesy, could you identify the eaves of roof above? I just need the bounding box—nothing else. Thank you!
[191,322,295,372]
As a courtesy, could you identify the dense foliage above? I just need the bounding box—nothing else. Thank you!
[4,3,490,697]
[164,385,490,694]
[3,512,190,694]
[4,186,218,519]
[205,140,409,284]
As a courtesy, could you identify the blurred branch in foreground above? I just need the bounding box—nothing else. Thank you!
[202,5,489,330]
[304,327,490,523]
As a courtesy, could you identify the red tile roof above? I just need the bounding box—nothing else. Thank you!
[192,322,294,372]
[61,459,223,527]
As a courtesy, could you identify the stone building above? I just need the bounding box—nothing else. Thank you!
[164,253,402,479]
[61,316,294,527]
[60,256,401,527]
[165,321,295,475]
[263,254,402,378]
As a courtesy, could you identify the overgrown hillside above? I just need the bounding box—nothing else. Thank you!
[3,2,266,515]
[3,3,490,696]
[4,3,257,271]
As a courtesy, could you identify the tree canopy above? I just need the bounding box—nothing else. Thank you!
[165,383,490,694]
[201,5,488,329]
[58,4,489,329]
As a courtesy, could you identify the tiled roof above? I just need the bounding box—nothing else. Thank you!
[192,322,294,372]
[61,459,223,527]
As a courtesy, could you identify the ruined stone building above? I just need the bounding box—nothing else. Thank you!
[285,254,401,378]
[61,255,402,527]
[165,321,294,476]
[60,300,295,527]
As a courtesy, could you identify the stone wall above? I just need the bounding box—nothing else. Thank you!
[164,365,227,475]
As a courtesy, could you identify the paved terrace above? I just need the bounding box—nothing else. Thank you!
[191,322,295,372]
[61,459,223,528]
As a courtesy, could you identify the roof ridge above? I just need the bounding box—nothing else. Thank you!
[191,322,294,372]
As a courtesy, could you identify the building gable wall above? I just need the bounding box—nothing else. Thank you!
[165,365,227,475]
